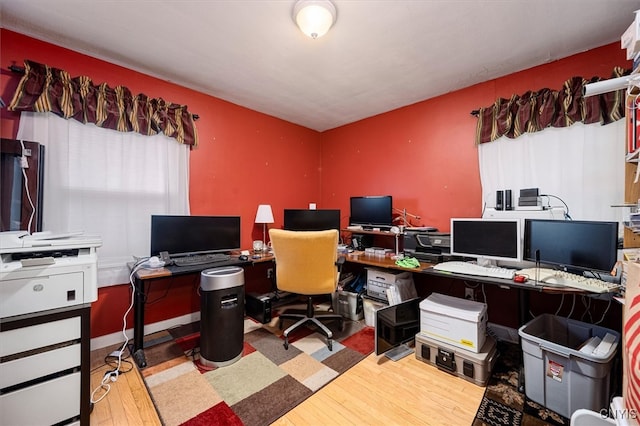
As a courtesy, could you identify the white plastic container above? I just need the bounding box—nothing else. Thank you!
[363,298,387,327]
[518,314,620,419]
[419,293,487,353]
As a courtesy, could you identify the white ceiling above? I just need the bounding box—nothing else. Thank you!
[1,0,638,131]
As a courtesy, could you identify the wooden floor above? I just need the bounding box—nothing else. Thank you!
[89,344,484,425]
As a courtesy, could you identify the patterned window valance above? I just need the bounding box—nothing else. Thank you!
[8,59,198,147]
[473,67,630,145]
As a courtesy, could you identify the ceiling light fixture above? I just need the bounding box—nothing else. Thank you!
[293,0,337,39]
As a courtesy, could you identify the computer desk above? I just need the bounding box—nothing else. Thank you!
[129,256,268,368]
[129,251,592,368]
[343,251,589,326]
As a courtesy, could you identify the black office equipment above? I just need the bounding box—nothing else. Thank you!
[349,195,393,229]
[374,297,421,360]
[523,219,618,275]
[450,218,522,263]
[283,209,341,231]
[150,215,241,257]
[495,190,504,210]
[505,189,513,210]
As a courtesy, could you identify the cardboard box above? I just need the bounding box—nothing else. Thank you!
[419,293,487,353]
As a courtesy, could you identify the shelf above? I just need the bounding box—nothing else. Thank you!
[342,228,399,236]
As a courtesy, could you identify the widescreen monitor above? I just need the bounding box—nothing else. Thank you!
[283,209,341,231]
[349,195,393,229]
[523,219,618,274]
[150,215,241,257]
[450,218,522,263]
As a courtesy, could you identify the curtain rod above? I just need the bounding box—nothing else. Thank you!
[7,65,199,120]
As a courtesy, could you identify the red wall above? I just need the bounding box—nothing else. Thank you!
[321,43,630,232]
[1,29,629,339]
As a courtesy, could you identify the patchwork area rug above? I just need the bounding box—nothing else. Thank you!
[473,341,569,426]
[139,307,374,426]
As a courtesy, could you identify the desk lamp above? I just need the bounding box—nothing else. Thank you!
[254,204,274,251]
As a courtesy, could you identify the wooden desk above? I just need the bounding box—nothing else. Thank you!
[343,251,591,325]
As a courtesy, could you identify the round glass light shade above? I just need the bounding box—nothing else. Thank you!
[293,0,336,39]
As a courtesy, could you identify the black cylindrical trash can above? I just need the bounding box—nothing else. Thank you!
[200,266,245,368]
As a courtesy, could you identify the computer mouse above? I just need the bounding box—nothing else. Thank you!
[513,274,527,283]
[239,255,249,261]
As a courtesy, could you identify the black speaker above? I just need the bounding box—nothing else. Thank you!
[505,190,513,210]
[495,190,504,210]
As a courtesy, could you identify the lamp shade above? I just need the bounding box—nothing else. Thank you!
[255,204,274,224]
[293,0,336,39]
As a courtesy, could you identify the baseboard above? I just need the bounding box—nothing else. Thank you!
[487,322,520,344]
[90,311,201,351]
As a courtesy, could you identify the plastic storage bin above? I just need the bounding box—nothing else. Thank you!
[518,314,620,419]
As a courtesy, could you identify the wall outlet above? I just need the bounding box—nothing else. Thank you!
[464,288,474,300]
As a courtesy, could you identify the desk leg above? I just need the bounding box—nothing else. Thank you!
[518,288,530,326]
[133,276,147,368]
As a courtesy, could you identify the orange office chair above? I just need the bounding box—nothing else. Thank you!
[268,228,344,350]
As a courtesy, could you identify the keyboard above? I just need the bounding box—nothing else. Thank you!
[432,261,515,279]
[516,268,619,293]
[172,253,231,266]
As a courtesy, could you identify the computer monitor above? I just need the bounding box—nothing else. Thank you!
[283,209,341,231]
[349,195,393,229]
[450,218,522,264]
[375,297,421,360]
[150,215,241,257]
[523,219,618,275]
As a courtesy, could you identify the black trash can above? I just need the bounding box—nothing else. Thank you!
[199,266,245,367]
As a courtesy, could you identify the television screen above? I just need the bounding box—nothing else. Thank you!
[283,209,341,231]
[375,298,421,359]
[349,195,393,229]
[150,215,241,257]
[450,218,522,263]
[523,219,618,274]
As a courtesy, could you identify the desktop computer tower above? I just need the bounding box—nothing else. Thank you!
[245,292,272,324]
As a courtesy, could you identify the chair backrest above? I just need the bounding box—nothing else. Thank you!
[268,229,339,295]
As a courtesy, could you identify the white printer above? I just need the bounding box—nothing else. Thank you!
[0,230,102,319]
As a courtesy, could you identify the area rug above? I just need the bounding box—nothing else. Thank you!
[473,341,569,426]
[138,307,374,426]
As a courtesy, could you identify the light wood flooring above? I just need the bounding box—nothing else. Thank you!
[89,344,484,425]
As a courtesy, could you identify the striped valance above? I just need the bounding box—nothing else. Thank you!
[8,59,198,147]
[474,66,629,144]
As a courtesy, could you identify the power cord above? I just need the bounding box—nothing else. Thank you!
[19,140,36,233]
[90,259,140,405]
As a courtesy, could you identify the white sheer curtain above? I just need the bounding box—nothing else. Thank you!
[16,112,190,287]
[478,120,626,227]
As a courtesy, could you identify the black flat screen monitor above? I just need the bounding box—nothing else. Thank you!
[375,298,421,358]
[450,218,522,263]
[523,219,618,275]
[150,215,241,257]
[350,195,393,229]
[283,209,341,231]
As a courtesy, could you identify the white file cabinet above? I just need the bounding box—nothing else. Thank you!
[0,304,91,425]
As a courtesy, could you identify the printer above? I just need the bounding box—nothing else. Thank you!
[403,230,451,263]
[0,231,102,319]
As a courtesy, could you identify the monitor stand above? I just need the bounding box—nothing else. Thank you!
[385,343,414,361]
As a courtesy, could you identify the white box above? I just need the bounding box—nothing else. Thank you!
[419,293,487,353]
[366,268,414,302]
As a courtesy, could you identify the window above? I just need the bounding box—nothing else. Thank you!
[16,112,190,286]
